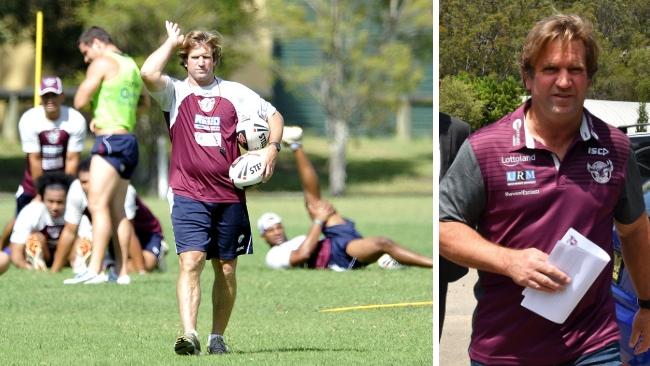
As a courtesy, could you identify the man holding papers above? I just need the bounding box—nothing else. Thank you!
[440,14,650,365]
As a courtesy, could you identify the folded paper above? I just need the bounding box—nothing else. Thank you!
[521,227,610,324]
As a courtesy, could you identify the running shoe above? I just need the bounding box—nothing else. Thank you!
[63,270,104,284]
[377,254,404,269]
[175,331,201,355]
[25,237,47,271]
[207,335,230,355]
[281,126,303,149]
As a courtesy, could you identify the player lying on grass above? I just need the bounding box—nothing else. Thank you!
[55,159,167,278]
[9,172,73,271]
[258,127,433,271]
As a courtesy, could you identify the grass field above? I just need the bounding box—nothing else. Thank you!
[0,136,433,365]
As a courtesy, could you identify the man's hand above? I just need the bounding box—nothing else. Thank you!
[631,308,650,354]
[165,21,184,48]
[307,200,336,222]
[260,144,278,182]
[504,247,570,292]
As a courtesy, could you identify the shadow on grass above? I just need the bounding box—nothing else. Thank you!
[0,149,431,194]
[258,151,426,193]
[233,346,365,354]
[0,156,25,193]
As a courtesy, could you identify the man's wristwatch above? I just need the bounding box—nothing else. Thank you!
[270,142,281,152]
[638,298,650,309]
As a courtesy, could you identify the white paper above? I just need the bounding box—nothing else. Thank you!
[520,227,610,324]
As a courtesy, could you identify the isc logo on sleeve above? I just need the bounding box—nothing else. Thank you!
[587,147,609,156]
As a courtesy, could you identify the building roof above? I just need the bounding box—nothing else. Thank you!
[584,99,645,129]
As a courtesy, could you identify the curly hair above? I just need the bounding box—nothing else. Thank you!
[36,171,74,197]
[178,30,223,69]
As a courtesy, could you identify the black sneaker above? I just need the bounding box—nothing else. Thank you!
[207,335,230,355]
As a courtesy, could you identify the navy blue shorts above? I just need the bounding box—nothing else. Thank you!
[171,194,253,260]
[137,231,163,257]
[15,192,35,215]
[91,134,139,179]
[323,219,367,270]
[2,246,10,255]
[106,231,163,264]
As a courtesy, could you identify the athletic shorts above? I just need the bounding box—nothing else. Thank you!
[137,231,163,257]
[45,244,57,267]
[105,231,163,263]
[15,192,35,216]
[2,246,10,256]
[91,134,139,179]
[171,194,253,260]
[323,219,367,270]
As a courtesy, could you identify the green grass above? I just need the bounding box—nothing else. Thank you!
[0,187,433,364]
[260,135,433,195]
[0,134,433,196]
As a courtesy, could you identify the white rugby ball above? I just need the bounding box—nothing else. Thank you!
[236,116,269,151]
[229,152,266,189]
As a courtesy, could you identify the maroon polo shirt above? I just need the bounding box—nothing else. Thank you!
[440,100,644,365]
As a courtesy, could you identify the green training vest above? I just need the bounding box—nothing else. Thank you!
[92,51,142,132]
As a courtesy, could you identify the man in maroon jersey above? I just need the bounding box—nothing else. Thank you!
[440,14,650,365]
[141,21,283,356]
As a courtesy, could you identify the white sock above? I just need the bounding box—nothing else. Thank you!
[187,329,199,338]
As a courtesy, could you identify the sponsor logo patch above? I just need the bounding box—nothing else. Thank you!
[46,129,61,144]
[587,159,613,184]
[504,188,540,197]
[506,169,536,186]
[587,147,609,156]
[501,154,535,167]
[198,97,215,113]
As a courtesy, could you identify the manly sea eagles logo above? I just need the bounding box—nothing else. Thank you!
[198,97,215,113]
[587,159,613,184]
[46,129,60,144]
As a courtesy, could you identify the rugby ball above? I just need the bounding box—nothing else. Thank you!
[236,116,269,151]
[229,152,266,189]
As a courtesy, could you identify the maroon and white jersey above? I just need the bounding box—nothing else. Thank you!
[18,105,86,196]
[10,200,65,249]
[440,100,644,365]
[148,77,276,203]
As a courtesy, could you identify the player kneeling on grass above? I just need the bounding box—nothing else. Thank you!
[259,127,433,271]
[9,172,72,271]
[55,159,168,277]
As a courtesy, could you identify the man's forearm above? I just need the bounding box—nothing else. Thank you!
[65,153,80,176]
[267,111,284,145]
[10,244,29,269]
[28,154,43,182]
[618,215,650,299]
[50,224,77,272]
[140,41,176,91]
[440,221,510,273]
[289,223,323,266]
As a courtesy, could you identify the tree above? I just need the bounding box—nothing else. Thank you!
[440,0,650,103]
[266,0,431,195]
[439,76,485,130]
[440,74,523,130]
[638,102,648,133]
